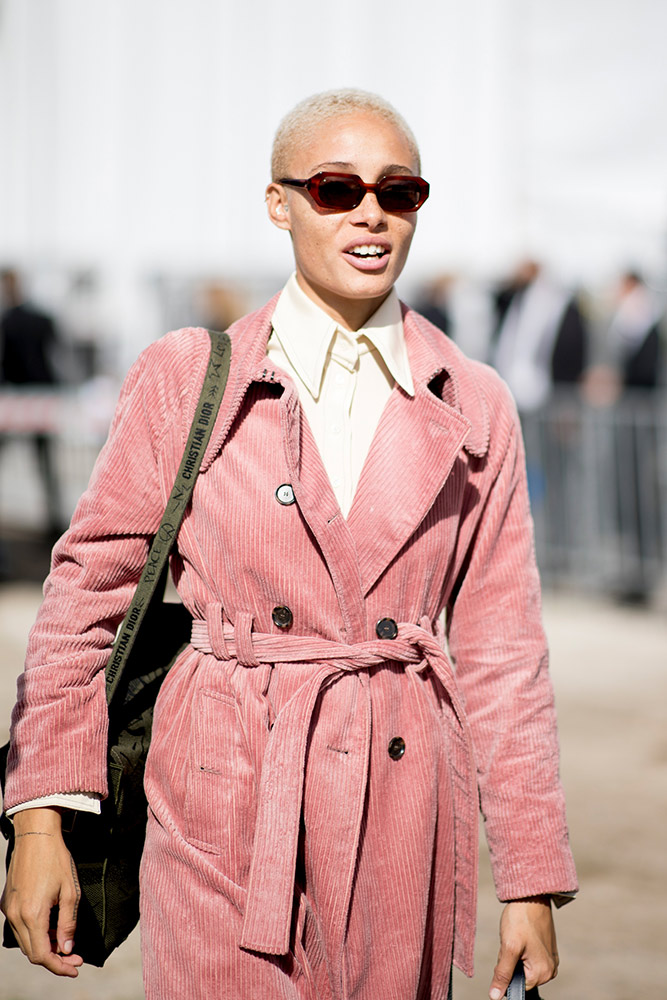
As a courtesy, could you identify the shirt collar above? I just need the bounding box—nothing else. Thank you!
[270,273,414,400]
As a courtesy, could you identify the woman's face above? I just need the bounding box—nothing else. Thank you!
[266,111,421,331]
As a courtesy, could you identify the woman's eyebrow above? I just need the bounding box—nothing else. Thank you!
[383,163,414,175]
[306,160,356,173]
[305,161,416,175]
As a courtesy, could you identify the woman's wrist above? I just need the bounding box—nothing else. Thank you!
[12,806,63,836]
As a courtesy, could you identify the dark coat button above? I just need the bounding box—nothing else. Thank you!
[388,737,406,760]
[275,484,296,505]
[375,617,398,640]
[272,605,293,629]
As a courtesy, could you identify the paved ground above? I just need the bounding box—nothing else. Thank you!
[0,583,665,999]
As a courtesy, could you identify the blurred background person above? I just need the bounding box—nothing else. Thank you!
[195,279,248,333]
[1,269,60,386]
[489,259,589,413]
[0,268,64,540]
[412,272,493,361]
[412,272,454,336]
[587,270,665,604]
[609,270,664,390]
[487,260,590,577]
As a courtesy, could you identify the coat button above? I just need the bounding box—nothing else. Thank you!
[375,617,398,640]
[275,483,296,505]
[388,737,406,760]
[272,605,293,629]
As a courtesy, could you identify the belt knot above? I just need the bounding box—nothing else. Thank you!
[191,613,444,673]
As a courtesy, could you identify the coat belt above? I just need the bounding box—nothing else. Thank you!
[190,614,471,957]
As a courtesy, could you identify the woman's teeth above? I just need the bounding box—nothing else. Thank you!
[349,244,386,257]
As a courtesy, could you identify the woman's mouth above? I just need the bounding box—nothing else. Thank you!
[347,243,388,258]
[343,241,391,270]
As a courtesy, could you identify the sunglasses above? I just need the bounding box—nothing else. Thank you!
[278,171,430,213]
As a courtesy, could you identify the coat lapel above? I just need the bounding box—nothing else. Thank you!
[346,383,471,595]
[347,307,490,596]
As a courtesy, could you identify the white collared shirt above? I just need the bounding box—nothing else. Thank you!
[9,276,414,818]
[269,273,414,516]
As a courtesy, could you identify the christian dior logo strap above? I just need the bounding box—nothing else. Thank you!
[105,331,232,705]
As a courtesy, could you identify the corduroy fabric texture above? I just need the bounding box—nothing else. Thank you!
[4,299,577,999]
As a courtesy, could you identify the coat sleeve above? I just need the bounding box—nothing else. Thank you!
[446,387,578,902]
[3,335,196,810]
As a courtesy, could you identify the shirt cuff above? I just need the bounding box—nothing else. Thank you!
[502,890,578,908]
[5,792,102,817]
[551,891,577,908]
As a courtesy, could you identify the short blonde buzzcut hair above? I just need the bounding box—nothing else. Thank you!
[271,88,421,181]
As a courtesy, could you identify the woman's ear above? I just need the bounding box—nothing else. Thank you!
[266,183,291,231]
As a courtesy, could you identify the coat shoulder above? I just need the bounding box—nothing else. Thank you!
[122,300,277,461]
[124,327,211,406]
[133,293,278,396]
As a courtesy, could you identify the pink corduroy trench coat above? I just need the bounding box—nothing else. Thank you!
[6,297,577,1000]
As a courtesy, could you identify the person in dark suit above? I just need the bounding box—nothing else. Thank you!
[610,270,663,390]
[413,273,454,337]
[608,270,664,603]
[1,270,59,386]
[490,259,587,412]
[0,268,63,538]
[489,261,589,580]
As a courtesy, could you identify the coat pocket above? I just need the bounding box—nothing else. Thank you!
[184,687,256,878]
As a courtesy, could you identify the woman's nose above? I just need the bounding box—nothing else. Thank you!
[348,191,388,229]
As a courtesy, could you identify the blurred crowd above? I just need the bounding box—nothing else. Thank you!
[3,259,664,399]
[1,261,665,602]
[414,261,665,604]
[413,260,664,408]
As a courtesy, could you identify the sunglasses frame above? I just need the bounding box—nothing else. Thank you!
[278,171,430,213]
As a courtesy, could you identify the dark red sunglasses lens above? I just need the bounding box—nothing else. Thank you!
[378,178,427,212]
[316,175,364,209]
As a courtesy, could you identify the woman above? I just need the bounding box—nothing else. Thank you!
[2,90,577,1000]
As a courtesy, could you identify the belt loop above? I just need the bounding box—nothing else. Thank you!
[419,614,434,634]
[235,611,260,667]
[206,602,229,659]
[427,614,446,646]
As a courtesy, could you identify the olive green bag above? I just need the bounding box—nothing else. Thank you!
[1,330,231,966]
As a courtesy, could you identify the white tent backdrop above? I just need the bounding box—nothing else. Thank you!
[1,0,666,364]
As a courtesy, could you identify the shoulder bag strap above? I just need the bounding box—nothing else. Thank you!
[105,329,232,707]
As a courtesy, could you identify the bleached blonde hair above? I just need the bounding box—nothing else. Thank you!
[271,88,421,181]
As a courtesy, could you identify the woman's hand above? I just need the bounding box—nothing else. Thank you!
[489,896,558,999]
[0,807,84,976]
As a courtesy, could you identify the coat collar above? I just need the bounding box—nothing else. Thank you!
[199,295,490,474]
[400,305,490,458]
[199,294,281,473]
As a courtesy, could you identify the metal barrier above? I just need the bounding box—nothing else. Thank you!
[521,389,666,599]
[0,386,115,531]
